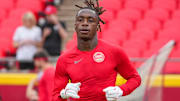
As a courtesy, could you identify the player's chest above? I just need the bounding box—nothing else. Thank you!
[66,51,116,81]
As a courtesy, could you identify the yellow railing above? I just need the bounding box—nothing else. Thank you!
[0,73,180,87]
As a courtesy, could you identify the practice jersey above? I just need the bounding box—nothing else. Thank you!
[53,39,141,101]
[39,67,55,101]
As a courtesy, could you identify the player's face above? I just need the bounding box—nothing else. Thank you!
[75,9,98,40]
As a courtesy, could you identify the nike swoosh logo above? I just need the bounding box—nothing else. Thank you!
[74,58,82,64]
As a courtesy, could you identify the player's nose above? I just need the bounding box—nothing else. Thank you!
[82,19,88,27]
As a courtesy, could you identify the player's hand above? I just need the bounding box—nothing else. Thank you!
[103,86,123,101]
[60,82,81,99]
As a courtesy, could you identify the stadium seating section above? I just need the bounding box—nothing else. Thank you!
[0,0,45,57]
[0,0,179,73]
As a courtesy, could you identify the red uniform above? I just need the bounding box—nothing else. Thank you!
[53,39,141,101]
[39,67,55,101]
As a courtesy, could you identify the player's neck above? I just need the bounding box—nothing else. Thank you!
[77,36,98,51]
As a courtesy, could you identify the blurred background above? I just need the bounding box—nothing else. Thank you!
[0,0,180,101]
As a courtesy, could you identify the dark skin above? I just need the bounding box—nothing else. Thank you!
[75,9,99,51]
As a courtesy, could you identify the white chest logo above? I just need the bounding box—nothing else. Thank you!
[93,52,105,63]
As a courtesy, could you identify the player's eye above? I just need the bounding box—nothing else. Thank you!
[77,18,83,22]
[88,18,95,22]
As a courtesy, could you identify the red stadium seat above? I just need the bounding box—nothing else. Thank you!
[124,0,149,11]
[130,28,155,42]
[0,51,3,58]
[123,47,142,57]
[102,28,127,45]
[0,18,21,30]
[151,39,171,50]
[108,18,133,32]
[99,0,122,13]
[125,39,148,50]
[143,49,156,57]
[122,40,145,57]
[0,0,14,11]
[145,8,169,22]
[144,39,170,57]
[172,10,180,19]
[0,9,7,22]
[117,9,142,22]
[16,0,43,12]
[170,49,180,57]
[152,0,177,11]
[0,27,16,39]
[8,8,29,19]
[100,10,115,24]
[158,28,180,41]
[0,38,12,55]
[164,19,180,29]
[136,18,161,32]
[164,62,180,74]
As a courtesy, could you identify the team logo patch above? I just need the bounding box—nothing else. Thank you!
[93,52,105,63]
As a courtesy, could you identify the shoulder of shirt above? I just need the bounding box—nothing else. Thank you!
[99,39,123,51]
[57,46,77,62]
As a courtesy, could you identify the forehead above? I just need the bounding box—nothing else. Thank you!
[76,9,97,18]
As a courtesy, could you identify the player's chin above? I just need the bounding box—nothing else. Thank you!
[80,36,91,41]
[79,33,90,38]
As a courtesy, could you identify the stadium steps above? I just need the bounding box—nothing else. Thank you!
[58,0,82,37]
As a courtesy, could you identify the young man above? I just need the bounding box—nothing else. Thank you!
[26,50,55,101]
[53,0,141,101]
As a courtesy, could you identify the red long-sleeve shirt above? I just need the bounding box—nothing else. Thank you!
[39,67,55,101]
[53,39,141,101]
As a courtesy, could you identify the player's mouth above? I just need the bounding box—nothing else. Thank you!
[79,29,90,34]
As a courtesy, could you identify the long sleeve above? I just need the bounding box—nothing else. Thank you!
[52,57,69,101]
[115,48,141,96]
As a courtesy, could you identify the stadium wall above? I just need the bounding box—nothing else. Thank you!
[0,74,179,101]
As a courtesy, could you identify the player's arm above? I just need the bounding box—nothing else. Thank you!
[103,47,141,100]
[53,58,69,101]
[53,57,81,101]
[115,49,141,96]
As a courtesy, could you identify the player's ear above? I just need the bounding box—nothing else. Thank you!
[96,24,100,31]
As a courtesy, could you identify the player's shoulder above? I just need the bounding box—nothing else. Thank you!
[57,46,77,62]
[99,39,123,51]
